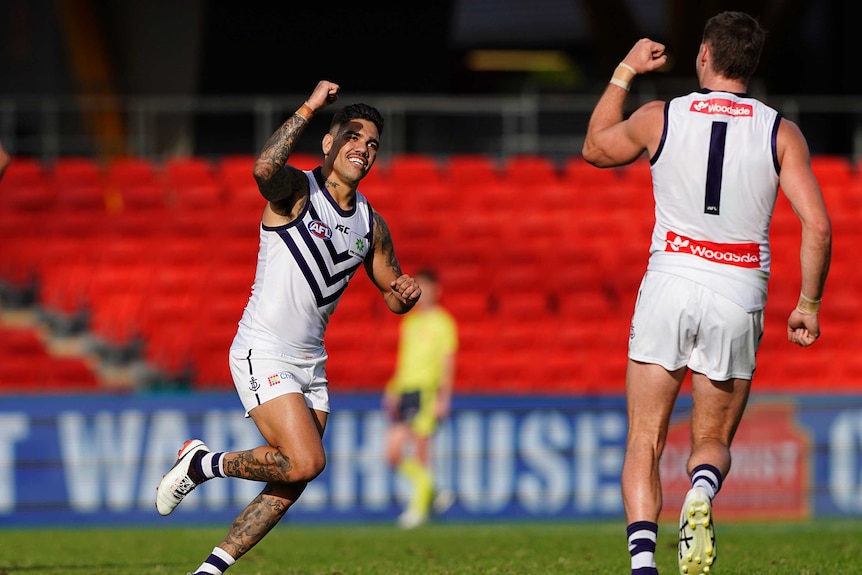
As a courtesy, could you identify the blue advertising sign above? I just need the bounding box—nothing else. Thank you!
[0,393,860,526]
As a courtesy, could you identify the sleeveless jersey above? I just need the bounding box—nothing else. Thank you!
[231,167,374,357]
[648,89,781,311]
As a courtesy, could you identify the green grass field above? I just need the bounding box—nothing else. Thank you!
[0,520,858,575]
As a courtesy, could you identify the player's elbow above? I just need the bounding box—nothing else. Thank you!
[812,216,832,248]
[804,207,832,237]
[389,302,413,315]
[801,214,832,257]
[252,161,275,189]
[581,141,611,168]
[387,296,416,315]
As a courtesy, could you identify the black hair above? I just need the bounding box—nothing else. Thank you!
[330,103,385,137]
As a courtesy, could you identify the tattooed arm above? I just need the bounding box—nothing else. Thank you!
[365,209,421,314]
[252,81,340,215]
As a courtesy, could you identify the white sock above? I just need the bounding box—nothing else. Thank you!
[199,452,226,479]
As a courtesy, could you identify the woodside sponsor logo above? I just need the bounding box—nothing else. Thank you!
[690,98,754,117]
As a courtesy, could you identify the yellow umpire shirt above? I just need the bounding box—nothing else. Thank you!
[387,307,458,394]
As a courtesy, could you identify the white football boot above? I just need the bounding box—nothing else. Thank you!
[678,486,716,575]
[156,439,209,516]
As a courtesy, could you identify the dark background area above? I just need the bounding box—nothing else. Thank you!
[6,1,858,96]
[187,1,860,96]
[1,0,859,157]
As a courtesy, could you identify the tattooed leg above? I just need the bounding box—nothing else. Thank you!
[217,482,307,561]
[223,447,295,483]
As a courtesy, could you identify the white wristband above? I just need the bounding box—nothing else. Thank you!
[610,63,637,91]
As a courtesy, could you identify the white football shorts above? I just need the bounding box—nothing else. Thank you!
[229,348,330,416]
[628,271,764,381]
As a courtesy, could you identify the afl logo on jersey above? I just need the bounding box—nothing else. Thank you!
[308,220,333,240]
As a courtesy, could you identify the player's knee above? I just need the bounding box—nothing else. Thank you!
[291,451,326,483]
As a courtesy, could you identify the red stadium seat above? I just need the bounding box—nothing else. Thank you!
[495,291,550,320]
[0,212,41,293]
[44,356,101,390]
[163,156,214,184]
[0,326,102,392]
[86,257,153,345]
[332,285,377,321]
[1,157,46,189]
[501,154,560,185]
[0,180,55,212]
[444,154,501,186]
[55,183,108,211]
[453,349,492,393]
[810,155,853,186]
[562,155,623,188]
[106,157,159,188]
[0,327,46,356]
[222,178,259,207]
[49,156,104,188]
[191,347,233,389]
[410,180,456,215]
[216,154,257,188]
[39,258,98,320]
[88,289,148,354]
[168,180,227,209]
[190,320,236,388]
[491,265,542,295]
[287,152,321,171]
[480,347,532,393]
[385,153,443,183]
[820,182,861,212]
[368,317,400,356]
[446,292,492,324]
[325,348,371,391]
[140,319,196,383]
[617,157,653,189]
[0,356,38,389]
[117,181,168,211]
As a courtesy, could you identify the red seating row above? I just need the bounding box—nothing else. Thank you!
[5,152,861,200]
[0,326,100,392]
[1,154,859,394]
[4,153,858,221]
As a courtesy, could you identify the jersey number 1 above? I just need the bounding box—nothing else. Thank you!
[704,121,727,215]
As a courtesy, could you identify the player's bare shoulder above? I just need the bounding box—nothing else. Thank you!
[776,116,812,168]
[256,164,311,221]
[629,100,666,149]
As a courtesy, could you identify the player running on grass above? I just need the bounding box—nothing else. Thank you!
[581,11,831,575]
[156,80,421,575]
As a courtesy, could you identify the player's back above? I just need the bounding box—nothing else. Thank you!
[647,90,781,311]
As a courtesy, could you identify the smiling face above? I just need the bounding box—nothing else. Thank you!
[321,119,380,187]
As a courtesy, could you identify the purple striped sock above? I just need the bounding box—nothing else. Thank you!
[690,463,722,500]
[192,546,235,575]
[627,520,658,575]
[195,452,226,480]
